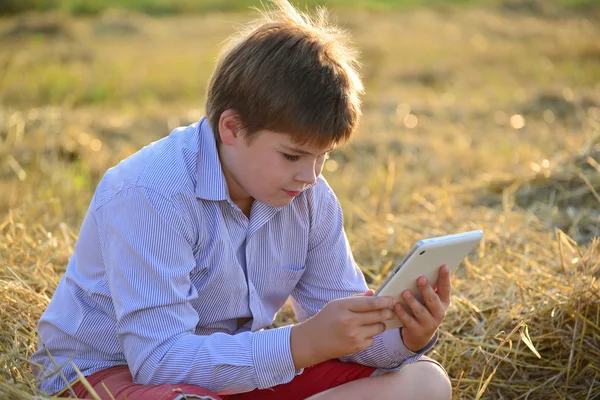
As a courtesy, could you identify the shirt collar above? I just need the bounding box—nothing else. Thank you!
[195,118,229,201]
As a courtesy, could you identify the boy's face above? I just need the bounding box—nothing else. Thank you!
[219,126,332,209]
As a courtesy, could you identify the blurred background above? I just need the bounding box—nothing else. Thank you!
[1,1,599,399]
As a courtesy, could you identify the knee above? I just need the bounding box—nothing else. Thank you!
[396,361,452,400]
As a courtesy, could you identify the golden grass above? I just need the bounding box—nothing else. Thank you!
[1,4,600,399]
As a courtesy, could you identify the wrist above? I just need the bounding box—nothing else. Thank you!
[290,321,320,369]
[400,328,428,353]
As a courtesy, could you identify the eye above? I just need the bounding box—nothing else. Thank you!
[283,153,300,162]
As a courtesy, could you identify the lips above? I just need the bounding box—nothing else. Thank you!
[283,189,302,197]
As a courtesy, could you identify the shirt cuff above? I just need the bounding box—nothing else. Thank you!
[252,325,300,389]
[382,328,439,364]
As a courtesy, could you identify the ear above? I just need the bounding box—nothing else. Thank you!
[218,109,241,147]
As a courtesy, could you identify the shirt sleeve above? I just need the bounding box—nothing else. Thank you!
[290,182,437,369]
[96,186,297,394]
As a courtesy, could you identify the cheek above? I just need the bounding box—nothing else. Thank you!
[261,155,289,183]
[315,159,325,176]
[250,150,279,172]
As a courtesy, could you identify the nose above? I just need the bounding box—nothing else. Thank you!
[296,160,318,185]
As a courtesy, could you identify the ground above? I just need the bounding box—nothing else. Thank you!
[1,1,599,398]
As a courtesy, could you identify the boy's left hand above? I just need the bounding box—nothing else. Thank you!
[393,264,451,352]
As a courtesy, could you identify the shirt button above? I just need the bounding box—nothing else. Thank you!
[275,375,283,382]
[394,350,401,356]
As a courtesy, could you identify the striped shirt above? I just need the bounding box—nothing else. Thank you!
[32,118,437,395]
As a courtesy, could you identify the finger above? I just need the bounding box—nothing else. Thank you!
[402,289,434,325]
[344,296,394,313]
[359,336,375,352]
[351,289,375,297]
[355,308,395,326]
[435,265,452,306]
[418,277,445,321]
[394,302,418,329]
[360,322,387,339]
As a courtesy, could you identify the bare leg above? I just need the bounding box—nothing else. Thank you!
[306,361,451,400]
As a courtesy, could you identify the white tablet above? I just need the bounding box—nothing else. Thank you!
[375,230,483,330]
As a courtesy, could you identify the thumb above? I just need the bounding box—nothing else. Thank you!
[351,289,375,297]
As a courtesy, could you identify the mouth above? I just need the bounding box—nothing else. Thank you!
[283,189,302,197]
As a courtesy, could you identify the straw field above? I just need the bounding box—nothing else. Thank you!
[1,1,599,399]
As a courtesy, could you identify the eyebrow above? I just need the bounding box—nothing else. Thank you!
[280,144,334,157]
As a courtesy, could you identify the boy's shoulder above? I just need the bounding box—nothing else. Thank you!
[93,122,201,209]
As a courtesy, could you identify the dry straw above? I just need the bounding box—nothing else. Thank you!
[2,137,598,399]
[1,7,599,397]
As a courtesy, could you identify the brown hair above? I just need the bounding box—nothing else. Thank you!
[205,0,364,148]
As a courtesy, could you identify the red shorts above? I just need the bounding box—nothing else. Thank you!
[58,360,377,400]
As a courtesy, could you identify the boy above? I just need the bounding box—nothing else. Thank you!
[32,1,452,399]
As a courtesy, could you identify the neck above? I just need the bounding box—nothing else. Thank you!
[217,144,254,214]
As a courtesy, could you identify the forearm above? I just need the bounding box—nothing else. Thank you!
[132,327,298,395]
[339,329,439,370]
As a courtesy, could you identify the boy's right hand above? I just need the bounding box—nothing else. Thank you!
[290,291,396,369]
